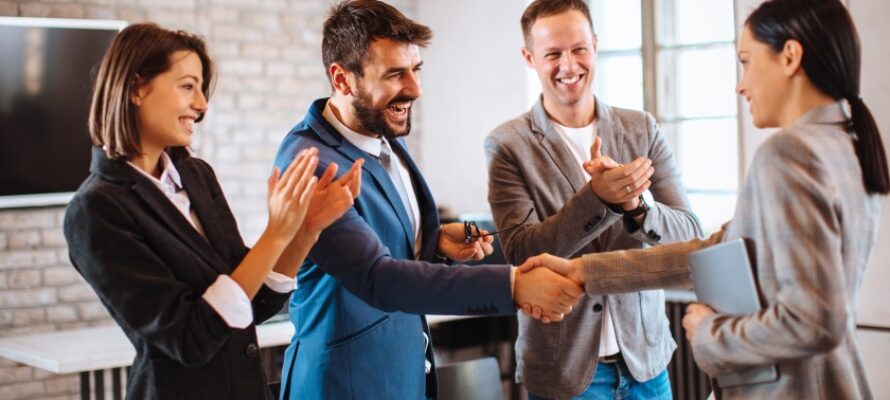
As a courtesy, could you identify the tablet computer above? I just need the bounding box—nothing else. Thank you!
[689,238,779,387]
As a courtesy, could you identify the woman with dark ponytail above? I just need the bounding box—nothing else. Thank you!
[744,0,889,194]
[519,0,887,398]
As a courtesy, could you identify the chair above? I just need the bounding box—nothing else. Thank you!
[436,357,505,400]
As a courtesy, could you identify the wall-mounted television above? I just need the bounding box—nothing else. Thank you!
[0,17,126,208]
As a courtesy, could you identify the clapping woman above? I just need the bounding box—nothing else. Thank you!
[63,23,362,399]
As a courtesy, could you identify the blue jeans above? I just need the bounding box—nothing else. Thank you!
[527,361,672,400]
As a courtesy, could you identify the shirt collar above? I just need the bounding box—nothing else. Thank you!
[322,100,384,157]
[127,151,183,190]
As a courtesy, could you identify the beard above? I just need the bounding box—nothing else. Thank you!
[352,86,414,139]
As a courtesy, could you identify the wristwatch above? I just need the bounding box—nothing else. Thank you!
[623,195,649,218]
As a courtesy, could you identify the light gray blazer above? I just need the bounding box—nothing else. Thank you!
[579,102,882,399]
[485,97,703,399]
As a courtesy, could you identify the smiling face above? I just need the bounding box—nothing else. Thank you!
[736,26,789,129]
[132,50,207,152]
[349,38,423,139]
[523,10,597,113]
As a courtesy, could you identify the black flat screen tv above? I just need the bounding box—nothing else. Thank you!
[0,17,125,208]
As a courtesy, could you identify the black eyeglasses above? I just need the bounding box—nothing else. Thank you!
[464,208,535,243]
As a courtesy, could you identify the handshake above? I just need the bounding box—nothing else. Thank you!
[437,223,587,324]
[512,253,587,324]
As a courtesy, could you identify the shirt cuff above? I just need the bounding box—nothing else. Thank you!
[264,271,297,293]
[510,266,516,297]
[202,275,253,329]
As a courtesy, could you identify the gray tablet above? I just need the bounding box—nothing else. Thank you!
[689,238,779,388]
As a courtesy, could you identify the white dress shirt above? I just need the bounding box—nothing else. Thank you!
[127,151,295,329]
[551,120,621,358]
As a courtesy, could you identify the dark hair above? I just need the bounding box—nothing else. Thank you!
[89,23,215,160]
[521,0,594,48]
[322,0,432,83]
[747,0,889,194]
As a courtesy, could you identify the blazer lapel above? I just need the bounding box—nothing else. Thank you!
[390,138,440,258]
[529,98,588,193]
[176,162,233,271]
[307,103,415,248]
[89,148,229,274]
[594,100,628,164]
[129,178,229,275]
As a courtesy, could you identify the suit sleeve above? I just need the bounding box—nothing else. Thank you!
[691,134,849,376]
[306,206,515,316]
[627,113,703,244]
[579,228,725,295]
[484,132,622,265]
[64,190,233,368]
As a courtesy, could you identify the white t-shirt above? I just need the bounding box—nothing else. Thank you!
[551,120,621,358]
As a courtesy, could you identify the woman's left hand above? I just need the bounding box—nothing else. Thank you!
[682,303,716,342]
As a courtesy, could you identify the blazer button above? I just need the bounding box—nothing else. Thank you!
[593,303,603,312]
[246,343,259,358]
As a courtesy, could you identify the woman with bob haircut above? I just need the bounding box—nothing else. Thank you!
[520,0,888,398]
[64,23,362,399]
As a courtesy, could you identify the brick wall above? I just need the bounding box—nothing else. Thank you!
[0,1,416,398]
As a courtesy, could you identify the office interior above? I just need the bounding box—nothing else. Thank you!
[0,0,888,399]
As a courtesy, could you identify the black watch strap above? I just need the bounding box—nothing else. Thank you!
[623,196,649,218]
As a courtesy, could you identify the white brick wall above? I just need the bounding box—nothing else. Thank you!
[0,1,419,398]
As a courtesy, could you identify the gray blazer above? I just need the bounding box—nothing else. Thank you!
[579,102,882,399]
[485,97,703,399]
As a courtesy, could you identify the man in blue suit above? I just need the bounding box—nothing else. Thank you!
[273,1,585,399]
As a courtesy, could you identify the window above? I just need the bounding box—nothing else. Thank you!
[588,0,739,233]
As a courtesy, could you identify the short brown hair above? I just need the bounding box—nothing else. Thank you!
[89,23,215,160]
[521,0,594,48]
[322,0,432,82]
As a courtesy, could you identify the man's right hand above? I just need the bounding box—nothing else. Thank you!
[585,137,653,208]
[516,253,586,323]
[512,265,583,323]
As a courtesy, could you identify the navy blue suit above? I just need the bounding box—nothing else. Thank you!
[273,99,515,399]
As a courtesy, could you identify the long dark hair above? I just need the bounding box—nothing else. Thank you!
[747,0,889,195]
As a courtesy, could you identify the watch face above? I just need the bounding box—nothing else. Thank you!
[626,196,649,217]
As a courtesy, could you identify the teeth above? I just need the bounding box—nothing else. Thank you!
[558,75,581,84]
[389,103,410,113]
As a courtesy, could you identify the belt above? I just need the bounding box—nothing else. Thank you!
[599,353,622,364]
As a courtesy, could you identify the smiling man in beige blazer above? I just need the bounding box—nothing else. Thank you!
[484,0,703,399]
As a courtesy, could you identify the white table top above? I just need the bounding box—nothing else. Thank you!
[0,315,475,374]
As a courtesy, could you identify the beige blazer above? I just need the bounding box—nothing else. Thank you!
[580,102,882,399]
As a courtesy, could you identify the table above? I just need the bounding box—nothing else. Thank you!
[0,315,472,400]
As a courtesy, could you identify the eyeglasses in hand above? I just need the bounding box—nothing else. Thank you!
[464,208,534,243]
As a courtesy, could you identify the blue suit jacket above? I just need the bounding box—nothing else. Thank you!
[273,98,515,399]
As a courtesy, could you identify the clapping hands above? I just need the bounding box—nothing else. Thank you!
[585,136,653,211]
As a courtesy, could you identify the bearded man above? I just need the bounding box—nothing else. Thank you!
[272,2,584,399]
